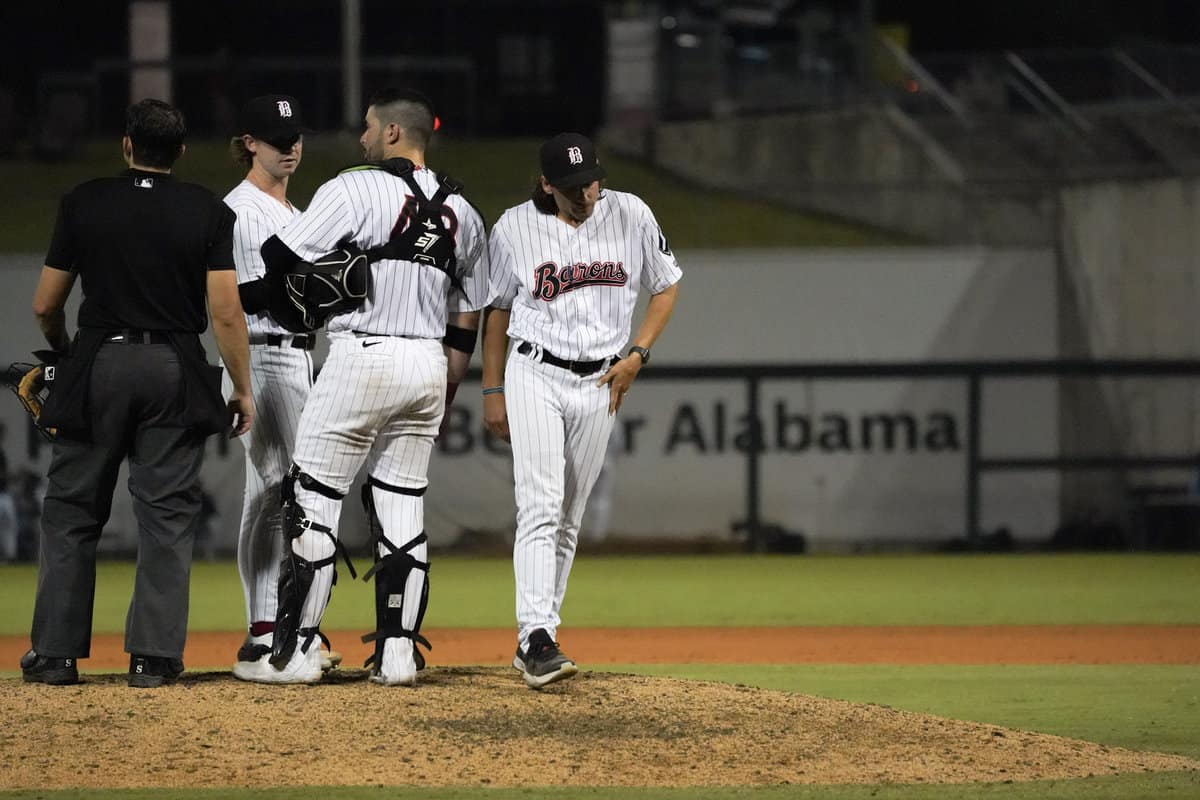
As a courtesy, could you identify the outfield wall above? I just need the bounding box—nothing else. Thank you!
[0,247,1061,551]
[1056,177,1200,526]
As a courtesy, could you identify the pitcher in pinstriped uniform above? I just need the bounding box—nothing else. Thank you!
[481,133,681,688]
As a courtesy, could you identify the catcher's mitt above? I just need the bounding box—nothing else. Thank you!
[4,350,61,440]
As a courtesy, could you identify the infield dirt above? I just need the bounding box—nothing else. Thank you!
[2,625,1198,790]
[4,668,1198,790]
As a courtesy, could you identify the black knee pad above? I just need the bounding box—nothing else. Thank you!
[271,465,355,668]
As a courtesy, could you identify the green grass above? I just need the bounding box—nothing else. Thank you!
[2,553,1197,635]
[0,136,905,253]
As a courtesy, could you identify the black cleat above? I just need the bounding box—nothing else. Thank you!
[518,629,578,689]
[128,654,184,688]
[20,649,79,685]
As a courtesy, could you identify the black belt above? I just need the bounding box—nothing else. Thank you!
[517,341,612,375]
[352,330,423,339]
[255,333,315,351]
[104,329,171,344]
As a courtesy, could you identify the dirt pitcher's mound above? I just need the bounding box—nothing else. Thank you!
[4,668,1196,790]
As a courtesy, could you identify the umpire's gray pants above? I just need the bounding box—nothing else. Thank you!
[31,344,206,660]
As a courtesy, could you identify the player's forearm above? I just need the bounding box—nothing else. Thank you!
[630,282,679,351]
[481,307,511,388]
[444,310,480,384]
[445,350,471,387]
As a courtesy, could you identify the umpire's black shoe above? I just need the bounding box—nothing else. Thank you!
[519,629,578,689]
[20,649,80,685]
[128,654,184,688]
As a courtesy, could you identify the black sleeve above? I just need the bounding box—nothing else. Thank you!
[43,194,75,270]
[261,234,302,274]
[238,278,271,314]
[206,200,236,271]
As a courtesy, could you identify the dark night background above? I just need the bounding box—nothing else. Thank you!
[875,0,1199,51]
[0,0,1196,137]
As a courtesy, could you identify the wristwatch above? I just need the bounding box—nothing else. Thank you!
[628,345,651,365]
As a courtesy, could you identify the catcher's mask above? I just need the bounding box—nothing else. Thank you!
[283,244,370,331]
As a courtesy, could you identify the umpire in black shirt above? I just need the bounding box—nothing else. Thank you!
[19,99,254,688]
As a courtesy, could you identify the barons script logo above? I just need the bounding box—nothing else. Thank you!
[533,260,628,300]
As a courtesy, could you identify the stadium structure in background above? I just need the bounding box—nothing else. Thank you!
[1,0,1198,151]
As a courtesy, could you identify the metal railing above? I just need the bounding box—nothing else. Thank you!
[880,44,1200,177]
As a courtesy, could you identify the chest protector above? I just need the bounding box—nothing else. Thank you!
[279,244,370,332]
[358,158,466,296]
[268,159,466,333]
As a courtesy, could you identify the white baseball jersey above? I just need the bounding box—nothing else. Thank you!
[488,189,682,359]
[491,189,682,654]
[223,179,312,637]
[277,165,490,335]
[274,162,490,685]
[224,179,301,337]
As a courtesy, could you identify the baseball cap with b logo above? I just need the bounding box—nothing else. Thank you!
[239,94,310,150]
[540,132,607,189]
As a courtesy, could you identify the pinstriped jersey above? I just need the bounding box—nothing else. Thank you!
[488,190,682,360]
[224,179,301,338]
[275,165,489,338]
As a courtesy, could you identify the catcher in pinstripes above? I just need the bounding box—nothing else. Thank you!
[252,88,490,686]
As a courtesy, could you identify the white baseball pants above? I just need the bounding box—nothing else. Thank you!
[506,346,616,649]
[289,332,445,631]
[225,344,312,626]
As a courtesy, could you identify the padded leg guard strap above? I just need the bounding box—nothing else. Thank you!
[271,546,332,668]
[360,479,431,670]
[292,464,359,581]
[271,466,357,668]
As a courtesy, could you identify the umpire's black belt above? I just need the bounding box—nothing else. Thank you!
[104,329,171,344]
[250,333,315,351]
[518,341,612,375]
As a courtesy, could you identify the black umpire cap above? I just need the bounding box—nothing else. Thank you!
[239,95,309,149]
[540,132,607,189]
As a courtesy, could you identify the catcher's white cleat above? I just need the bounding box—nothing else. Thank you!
[233,642,322,685]
[369,638,418,687]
